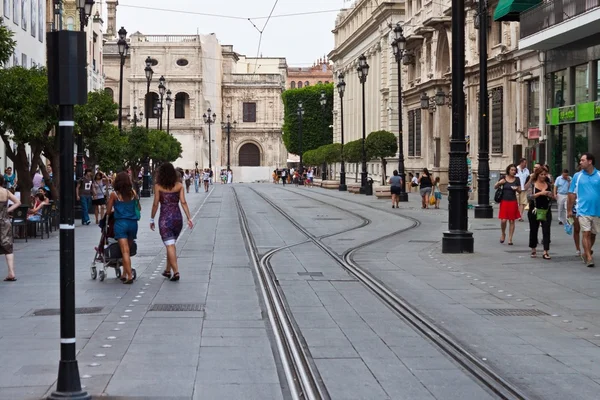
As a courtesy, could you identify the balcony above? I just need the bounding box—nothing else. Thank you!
[519,0,600,50]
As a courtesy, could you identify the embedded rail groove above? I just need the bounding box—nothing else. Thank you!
[232,188,327,400]
[251,186,531,400]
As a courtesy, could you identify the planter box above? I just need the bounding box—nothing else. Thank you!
[374,186,392,199]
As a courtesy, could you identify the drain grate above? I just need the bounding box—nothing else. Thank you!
[148,303,204,312]
[32,307,104,316]
[485,308,549,317]
[409,240,439,243]
[297,272,324,277]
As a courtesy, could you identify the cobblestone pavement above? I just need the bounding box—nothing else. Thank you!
[1,183,599,399]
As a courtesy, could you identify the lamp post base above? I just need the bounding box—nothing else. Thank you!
[442,231,474,254]
[140,171,151,198]
[398,192,409,202]
[47,360,91,400]
[339,172,347,191]
[474,204,494,219]
[359,171,367,194]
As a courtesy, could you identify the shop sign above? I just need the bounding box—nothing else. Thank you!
[595,101,600,120]
[528,128,540,139]
[558,105,576,124]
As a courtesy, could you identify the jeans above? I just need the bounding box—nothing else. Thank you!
[556,194,568,224]
[194,178,199,193]
[80,195,92,224]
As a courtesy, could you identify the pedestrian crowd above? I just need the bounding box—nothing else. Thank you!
[272,167,316,187]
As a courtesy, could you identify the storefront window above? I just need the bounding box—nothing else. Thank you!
[575,64,589,103]
[575,124,588,172]
[528,79,539,127]
[552,69,568,107]
[597,60,600,100]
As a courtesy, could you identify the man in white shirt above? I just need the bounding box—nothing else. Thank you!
[515,158,530,221]
[553,169,571,225]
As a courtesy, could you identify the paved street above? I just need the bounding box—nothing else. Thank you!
[1,184,600,399]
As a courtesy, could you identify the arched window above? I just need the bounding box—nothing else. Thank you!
[174,92,190,119]
[305,81,310,87]
[104,87,114,101]
[239,143,260,166]
[325,81,330,84]
[66,17,74,31]
[298,81,303,88]
[290,81,296,89]
[145,92,159,118]
[318,81,322,85]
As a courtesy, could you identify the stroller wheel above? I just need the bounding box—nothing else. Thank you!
[115,268,121,279]
[132,268,137,280]
[91,266,97,280]
[99,270,105,282]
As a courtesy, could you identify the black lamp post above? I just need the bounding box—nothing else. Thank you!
[221,115,237,171]
[158,75,166,130]
[47,0,94,399]
[337,73,347,191]
[144,56,153,130]
[391,22,409,202]
[297,101,305,180]
[165,89,172,135]
[156,103,162,130]
[357,54,369,194]
[474,0,493,219]
[128,106,143,127]
[203,109,217,169]
[442,0,474,253]
[319,90,328,181]
[117,27,128,134]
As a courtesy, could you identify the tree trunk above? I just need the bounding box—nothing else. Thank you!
[42,132,61,200]
[381,158,387,185]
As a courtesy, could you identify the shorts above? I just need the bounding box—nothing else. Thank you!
[92,198,106,206]
[419,187,432,197]
[434,192,442,200]
[518,191,528,205]
[390,186,401,195]
[113,218,138,240]
[578,216,600,234]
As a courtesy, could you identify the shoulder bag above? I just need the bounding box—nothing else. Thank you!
[494,182,503,203]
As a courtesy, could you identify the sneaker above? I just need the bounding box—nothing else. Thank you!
[558,222,563,225]
[587,259,595,268]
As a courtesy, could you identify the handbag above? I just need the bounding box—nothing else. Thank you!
[534,208,548,221]
[494,184,503,203]
[133,192,141,221]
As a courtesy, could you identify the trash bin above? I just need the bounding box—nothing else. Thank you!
[365,177,374,196]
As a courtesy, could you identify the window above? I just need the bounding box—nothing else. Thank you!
[290,81,296,89]
[4,0,9,18]
[494,22,502,45]
[304,81,309,87]
[174,92,189,119]
[552,69,568,107]
[318,81,322,84]
[13,0,18,26]
[298,81,303,88]
[575,64,589,103]
[104,87,114,100]
[66,16,74,30]
[176,59,189,66]
[407,109,421,157]
[527,79,539,128]
[491,87,503,154]
[20,0,25,30]
[30,0,36,38]
[243,102,257,122]
[21,53,26,67]
[145,92,159,118]
[325,81,329,84]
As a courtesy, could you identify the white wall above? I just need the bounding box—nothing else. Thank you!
[230,166,273,183]
[1,0,46,68]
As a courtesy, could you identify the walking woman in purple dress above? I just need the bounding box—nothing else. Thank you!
[150,163,193,281]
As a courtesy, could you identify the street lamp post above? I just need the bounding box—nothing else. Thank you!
[203,109,217,169]
[117,27,128,134]
[442,0,474,253]
[128,106,143,127]
[357,54,369,194]
[319,90,328,181]
[165,89,172,135]
[337,73,347,191]
[391,23,409,202]
[474,0,493,219]
[144,56,153,130]
[46,1,93,399]
[158,75,166,131]
[221,115,237,171]
[156,103,161,130]
[297,102,305,180]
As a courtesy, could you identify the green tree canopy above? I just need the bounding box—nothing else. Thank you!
[321,143,342,164]
[282,83,334,156]
[0,19,16,66]
[303,149,320,166]
[366,130,398,184]
[343,139,363,164]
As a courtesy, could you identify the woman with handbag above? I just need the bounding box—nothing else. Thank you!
[494,164,521,245]
[527,167,555,259]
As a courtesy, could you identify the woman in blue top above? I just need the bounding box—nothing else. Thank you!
[106,172,140,284]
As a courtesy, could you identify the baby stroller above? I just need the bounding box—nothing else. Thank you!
[91,214,137,282]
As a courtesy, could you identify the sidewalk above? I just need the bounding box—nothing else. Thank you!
[0,185,284,400]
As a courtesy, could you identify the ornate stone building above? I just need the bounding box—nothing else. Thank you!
[102,4,288,171]
[287,57,334,89]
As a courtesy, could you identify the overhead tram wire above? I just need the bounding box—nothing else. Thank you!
[250,0,279,74]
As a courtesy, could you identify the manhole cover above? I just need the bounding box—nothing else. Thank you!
[148,303,204,312]
[32,307,104,316]
[485,309,549,316]
[409,240,439,243]
[297,272,324,277]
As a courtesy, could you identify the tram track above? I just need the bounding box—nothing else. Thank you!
[247,186,531,400]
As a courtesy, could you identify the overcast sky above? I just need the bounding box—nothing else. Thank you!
[115,0,351,66]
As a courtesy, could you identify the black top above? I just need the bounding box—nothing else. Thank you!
[529,184,552,210]
[420,175,432,188]
[499,177,520,202]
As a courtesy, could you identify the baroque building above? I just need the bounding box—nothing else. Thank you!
[102,3,288,172]
[287,57,333,89]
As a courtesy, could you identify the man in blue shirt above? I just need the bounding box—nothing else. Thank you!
[568,153,600,267]
[553,169,571,225]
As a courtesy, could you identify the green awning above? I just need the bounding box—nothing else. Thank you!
[493,0,541,21]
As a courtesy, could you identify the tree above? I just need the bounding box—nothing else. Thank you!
[302,149,319,167]
[321,143,342,164]
[118,127,182,174]
[0,67,56,203]
[94,124,127,172]
[343,139,363,183]
[0,19,16,66]
[366,130,398,184]
[282,83,334,156]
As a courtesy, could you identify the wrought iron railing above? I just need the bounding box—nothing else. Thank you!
[520,0,600,39]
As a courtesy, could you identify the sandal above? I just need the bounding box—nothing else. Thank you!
[3,276,17,281]
[161,270,172,278]
[543,253,551,260]
[530,250,537,258]
[170,272,180,282]
[123,279,134,284]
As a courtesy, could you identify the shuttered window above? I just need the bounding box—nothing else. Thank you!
[243,102,257,122]
[415,110,421,157]
[491,87,503,154]
[408,110,415,157]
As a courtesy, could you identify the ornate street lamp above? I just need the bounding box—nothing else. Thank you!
[391,22,408,202]
[337,73,347,191]
[156,102,162,130]
[144,56,153,130]
[474,0,493,219]
[221,115,237,171]
[297,102,305,181]
[203,109,217,169]
[77,0,94,30]
[128,106,143,127]
[319,90,328,181]
[165,89,172,135]
[158,75,166,130]
[442,0,474,253]
[357,54,369,194]
[117,27,128,134]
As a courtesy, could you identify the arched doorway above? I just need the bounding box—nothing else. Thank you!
[239,143,260,166]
